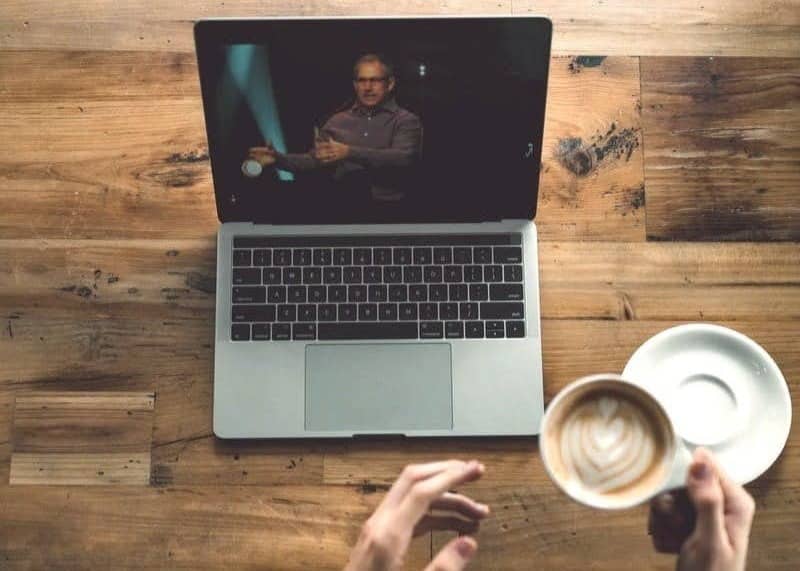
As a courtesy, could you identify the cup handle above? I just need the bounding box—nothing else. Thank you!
[662,445,694,492]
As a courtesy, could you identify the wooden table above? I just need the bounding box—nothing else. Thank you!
[1,2,798,569]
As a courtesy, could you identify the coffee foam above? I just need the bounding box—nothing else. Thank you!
[544,382,672,505]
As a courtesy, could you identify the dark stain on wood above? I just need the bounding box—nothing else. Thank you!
[150,464,174,486]
[165,250,180,257]
[76,286,93,298]
[161,287,190,301]
[556,126,639,177]
[357,480,390,495]
[185,272,216,294]
[568,56,606,73]
[60,285,77,293]
[107,274,120,284]
[648,200,772,241]
[166,149,209,164]
[556,138,594,176]
[6,321,13,339]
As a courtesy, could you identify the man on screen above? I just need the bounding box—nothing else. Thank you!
[247,53,423,202]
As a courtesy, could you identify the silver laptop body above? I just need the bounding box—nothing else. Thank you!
[195,16,552,438]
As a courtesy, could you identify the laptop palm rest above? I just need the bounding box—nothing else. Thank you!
[305,344,453,433]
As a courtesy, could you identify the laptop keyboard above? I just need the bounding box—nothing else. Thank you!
[229,234,525,341]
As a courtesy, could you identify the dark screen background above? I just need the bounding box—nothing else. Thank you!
[196,18,551,224]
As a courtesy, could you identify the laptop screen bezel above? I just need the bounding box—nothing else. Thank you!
[194,16,552,224]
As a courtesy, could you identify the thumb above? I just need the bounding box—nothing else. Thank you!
[686,448,727,548]
[424,536,477,571]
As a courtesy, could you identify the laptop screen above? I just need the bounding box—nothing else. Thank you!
[195,18,551,224]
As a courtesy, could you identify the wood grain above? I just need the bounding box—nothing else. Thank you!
[1,1,798,56]
[641,57,800,241]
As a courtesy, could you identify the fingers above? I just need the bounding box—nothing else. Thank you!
[648,491,695,553]
[686,447,728,550]
[385,461,471,506]
[715,458,757,548]
[425,536,477,571]
[431,492,491,521]
[401,461,485,522]
[413,514,481,537]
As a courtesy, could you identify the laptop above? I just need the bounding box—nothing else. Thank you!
[194,16,552,438]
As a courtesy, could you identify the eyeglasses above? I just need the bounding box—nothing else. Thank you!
[355,76,389,86]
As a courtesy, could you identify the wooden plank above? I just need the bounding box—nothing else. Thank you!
[0,484,431,569]
[641,57,800,241]
[10,453,151,486]
[0,51,643,241]
[1,1,798,56]
[9,392,154,485]
[0,392,12,485]
[539,56,645,241]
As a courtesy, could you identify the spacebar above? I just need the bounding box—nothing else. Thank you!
[318,322,419,340]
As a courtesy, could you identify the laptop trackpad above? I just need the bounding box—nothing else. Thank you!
[305,344,453,433]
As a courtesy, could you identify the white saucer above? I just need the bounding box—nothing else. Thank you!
[622,323,792,484]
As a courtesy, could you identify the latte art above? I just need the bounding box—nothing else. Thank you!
[560,395,658,494]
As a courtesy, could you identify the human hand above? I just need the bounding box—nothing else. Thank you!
[648,448,756,571]
[247,143,277,166]
[314,139,350,164]
[345,460,489,571]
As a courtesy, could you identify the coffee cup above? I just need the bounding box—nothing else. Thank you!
[540,373,692,510]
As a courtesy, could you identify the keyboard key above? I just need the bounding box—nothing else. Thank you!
[277,305,297,322]
[409,284,427,301]
[338,304,357,321]
[486,327,505,339]
[231,323,250,341]
[303,267,322,284]
[252,323,271,341]
[298,304,316,322]
[263,267,281,284]
[379,303,398,321]
[364,266,382,283]
[267,286,286,303]
[429,284,448,302]
[504,265,523,282]
[272,323,291,340]
[318,322,418,340]
[274,249,292,266]
[453,247,472,264]
[420,321,444,339]
[420,303,438,320]
[490,284,524,301]
[464,266,483,282]
[474,247,492,264]
[349,285,367,303]
[399,303,418,320]
[384,266,403,283]
[445,321,464,339]
[232,305,275,322]
[368,285,387,302]
[507,321,525,338]
[288,286,306,303]
[353,248,372,265]
[359,304,378,321]
[233,249,251,267]
[333,248,352,265]
[374,248,392,265]
[449,284,468,301]
[308,285,326,303]
[323,267,342,284]
[328,285,347,303]
[424,266,443,283]
[293,249,311,266]
[403,266,422,283]
[465,321,484,338]
[313,248,332,266]
[388,284,408,302]
[413,247,432,265]
[319,304,337,321]
[253,249,271,266]
[481,302,524,320]
[433,247,452,264]
[440,303,459,320]
[444,266,463,283]
[283,267,302,284]
[232,286,265,304]
[293,323,316,340]
[459,302,479,320]
[493,246,522,264]
[233,268,261,285]
[469,284,488,301]
[484,265,503,282]
[343,267,362,284]
[393,248,412,265]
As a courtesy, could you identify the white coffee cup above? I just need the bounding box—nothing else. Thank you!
[540,373,692,510]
